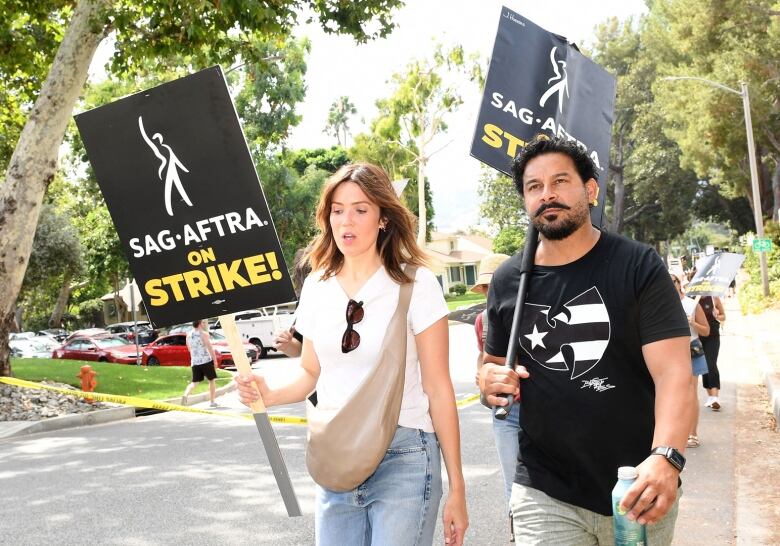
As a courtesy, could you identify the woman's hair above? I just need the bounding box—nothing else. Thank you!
[291,245,313,297]
[191,319,202,328]
[307,163,427,284]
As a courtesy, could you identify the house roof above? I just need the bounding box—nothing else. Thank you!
[424,248,486,265]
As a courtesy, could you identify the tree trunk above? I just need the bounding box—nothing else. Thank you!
[0,0,108,377]
[49,270,73,328]
[771,157,780,222]
[0,310,14,377]
[416,133,427,245]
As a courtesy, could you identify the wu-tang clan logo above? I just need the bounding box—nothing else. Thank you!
[519,287,610,379]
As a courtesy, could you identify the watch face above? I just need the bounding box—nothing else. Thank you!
[669,449,686,470]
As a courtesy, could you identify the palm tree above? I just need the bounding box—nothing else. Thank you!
[324,96,357,146]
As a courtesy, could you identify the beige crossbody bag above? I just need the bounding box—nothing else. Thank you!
[305,266,416,492]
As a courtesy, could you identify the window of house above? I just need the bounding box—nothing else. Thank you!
[449,267,462,283]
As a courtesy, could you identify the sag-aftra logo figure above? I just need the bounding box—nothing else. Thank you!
[139,116,194,216]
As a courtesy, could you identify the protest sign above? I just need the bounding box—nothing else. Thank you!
[686,252,745,297]
[471,6,617,227]
[75,66,295,328]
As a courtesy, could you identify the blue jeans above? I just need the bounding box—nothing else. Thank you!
[315,426,442,546]
[493,402,522,509]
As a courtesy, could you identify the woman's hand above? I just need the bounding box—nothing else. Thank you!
[236,373,269,407]
[442,489,468,545]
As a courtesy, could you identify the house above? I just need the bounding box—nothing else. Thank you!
[425,232,493,293]
[100,280,149,325]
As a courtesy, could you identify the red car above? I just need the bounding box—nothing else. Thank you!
[141,332,258,369]
[52,335,141,364]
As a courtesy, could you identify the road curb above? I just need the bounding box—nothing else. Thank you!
[0,405,136,440]
[0,379,237,440]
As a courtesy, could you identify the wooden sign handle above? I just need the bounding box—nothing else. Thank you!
[218,314,267,413]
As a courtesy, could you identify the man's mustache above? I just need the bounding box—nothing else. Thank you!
[534,202,571,217]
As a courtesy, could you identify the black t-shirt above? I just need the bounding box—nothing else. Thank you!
[699,296,720,338]
[485,230,689,515]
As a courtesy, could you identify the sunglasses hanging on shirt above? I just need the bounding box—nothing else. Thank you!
[342,299,364,353]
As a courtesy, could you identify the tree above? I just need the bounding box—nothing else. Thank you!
[0,0,404,377]
[234,36,311,155]
[376,44,477,243]
[324,96,357,146]
[646,0,780,222]
[477,166,526,232]
[17,203,83,331]
[493,226,525,255]
[283,146,351,176]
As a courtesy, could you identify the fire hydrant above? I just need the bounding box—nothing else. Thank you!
[77,365,98,403]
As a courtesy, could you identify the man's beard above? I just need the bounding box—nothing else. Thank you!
[532,200,590,240]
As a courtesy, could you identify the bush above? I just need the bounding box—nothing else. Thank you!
[738,223,780,313]
[449,283,467,296]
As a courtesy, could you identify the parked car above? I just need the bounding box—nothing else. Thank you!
[141,332,258,369]
[10,338,53,358]
[64,328,110,342]
[105,321,158,345]
[212,305,296,358]
[38,328,69,342]
[52,334,141,364]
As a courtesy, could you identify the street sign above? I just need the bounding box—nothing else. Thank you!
[74,66,296,328]
[470,6,616,228]
[752,238,773,253]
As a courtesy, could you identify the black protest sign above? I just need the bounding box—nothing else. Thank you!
[470,6,617,227]
[686,252,745,297]
[75,66,295,328]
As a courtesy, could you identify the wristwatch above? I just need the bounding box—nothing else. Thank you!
[651,446,686,472]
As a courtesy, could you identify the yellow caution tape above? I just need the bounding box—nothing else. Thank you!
[0,376,307,425]
[0,377,482,424]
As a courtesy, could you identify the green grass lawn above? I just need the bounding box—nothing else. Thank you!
[10,358,232,400]
[445,292,486,311]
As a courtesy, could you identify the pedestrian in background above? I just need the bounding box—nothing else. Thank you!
[182,319,219,407]
[699,295,725,411]
[471,252,518,542]
[480,137,692,545]
[671,274,710,448]
[273,246,312,358]
[237,163,468,545]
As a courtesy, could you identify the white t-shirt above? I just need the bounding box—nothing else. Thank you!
[295,265,448,432]
[681,297,698,340]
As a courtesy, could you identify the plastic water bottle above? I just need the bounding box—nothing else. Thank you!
[612,466,647,546]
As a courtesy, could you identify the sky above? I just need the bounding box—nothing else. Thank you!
[88,1,648,233]
[287,0,648,232]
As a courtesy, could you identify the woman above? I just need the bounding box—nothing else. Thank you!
[699,295,725,411]
[237,163,468,545]
[672,275,710,448]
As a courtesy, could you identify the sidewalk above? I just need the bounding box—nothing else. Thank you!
[674,296,780,545]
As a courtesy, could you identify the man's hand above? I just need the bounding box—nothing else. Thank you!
[477,362,528,407]
[619,454,680,525]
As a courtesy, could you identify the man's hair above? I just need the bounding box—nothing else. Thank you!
[192,319,202,328]
[511,136,598,195]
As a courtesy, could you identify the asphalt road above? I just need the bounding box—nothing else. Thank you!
[0,322,509,545]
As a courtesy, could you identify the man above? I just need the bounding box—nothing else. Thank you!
[182,319,219,407]
[478,136,693,545]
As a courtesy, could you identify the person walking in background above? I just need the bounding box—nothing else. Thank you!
[237,163,468,545]
[472,252,518,542]
[671,275,710,448]
[699,295,726,411]
[182,319,219,407]
[480,137,692,545]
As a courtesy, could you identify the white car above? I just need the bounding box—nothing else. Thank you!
[213,305,296,358]
[10,338,54,358]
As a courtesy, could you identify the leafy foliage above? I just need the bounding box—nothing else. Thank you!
[324,96,358,146]
[477,166,526,232]
[492,226,525,256]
